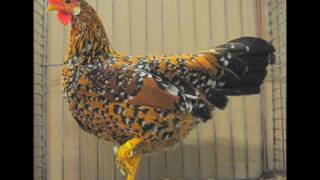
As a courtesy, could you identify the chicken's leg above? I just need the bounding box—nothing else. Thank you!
[115,137,142,180]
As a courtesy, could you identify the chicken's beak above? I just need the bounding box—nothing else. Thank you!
[46,4,58,13]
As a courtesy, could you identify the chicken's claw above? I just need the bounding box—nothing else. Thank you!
[113,146,118,155]
[115,138,142,180]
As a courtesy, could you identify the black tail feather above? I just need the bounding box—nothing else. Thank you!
[215,37,274,96]
[206,37,275,109]
[215,36,275,56]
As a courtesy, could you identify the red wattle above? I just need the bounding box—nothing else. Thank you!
[57,11,72,25]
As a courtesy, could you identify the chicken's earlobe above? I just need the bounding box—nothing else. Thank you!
[73,6,81,15]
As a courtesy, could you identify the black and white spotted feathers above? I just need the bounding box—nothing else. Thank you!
[205,37,275,109]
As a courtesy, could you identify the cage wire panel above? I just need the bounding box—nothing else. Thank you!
[268,0,287,177]
[34,0,287,180]
[34,0,48,180]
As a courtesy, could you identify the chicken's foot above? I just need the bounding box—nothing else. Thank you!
[115,137,142,180]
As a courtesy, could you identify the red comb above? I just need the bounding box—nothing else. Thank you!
[48,0,60,4]
[48,0,76,4]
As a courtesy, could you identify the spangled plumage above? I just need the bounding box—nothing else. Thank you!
[50,0,275,178]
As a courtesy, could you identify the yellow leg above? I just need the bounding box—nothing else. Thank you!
[115,138,142,180]
[126,155,141,180]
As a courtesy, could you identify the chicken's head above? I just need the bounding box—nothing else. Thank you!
[46,0,81,25]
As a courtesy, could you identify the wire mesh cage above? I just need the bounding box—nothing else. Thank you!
[34,0,48,180]
[33,0,286,180]
[267,0,287,177]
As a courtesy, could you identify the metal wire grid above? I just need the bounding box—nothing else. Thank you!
[33,0,287,179]
[34,0,48,179]
[268,0,287,177]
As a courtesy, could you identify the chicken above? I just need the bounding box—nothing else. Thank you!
[47,0,275,179]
